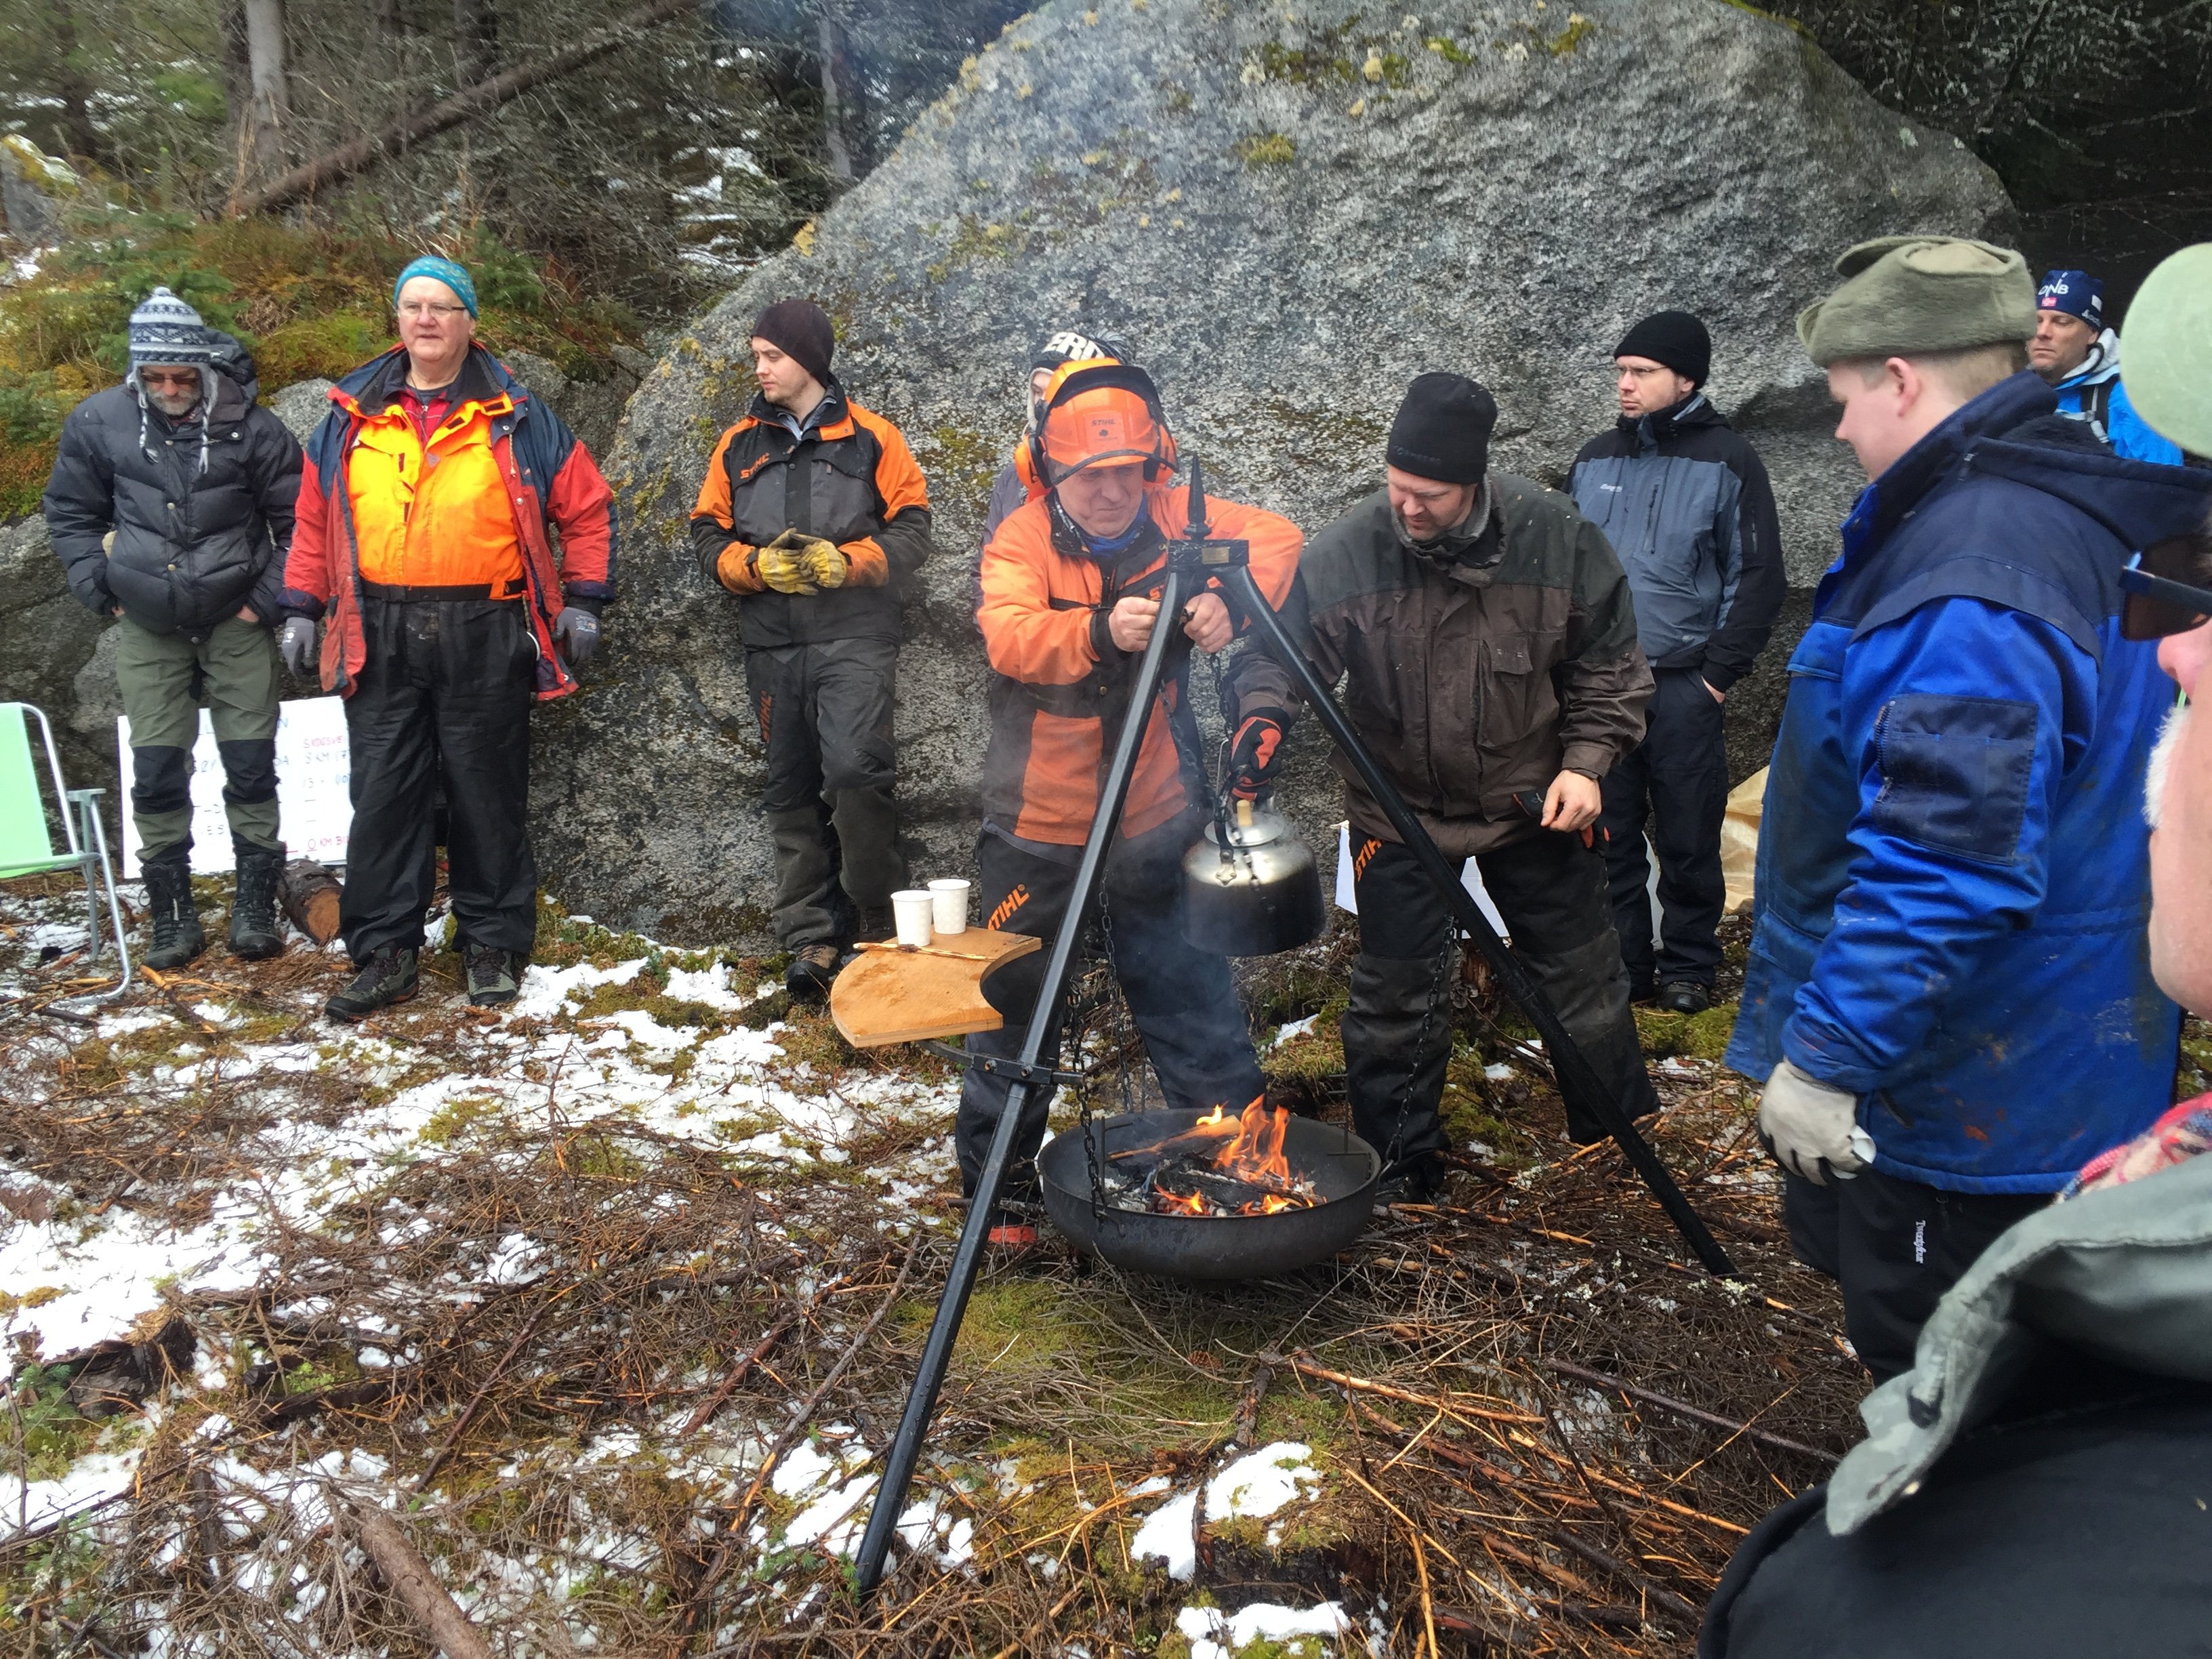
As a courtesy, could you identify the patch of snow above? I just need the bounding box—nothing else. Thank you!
[1271,1013,1319,1044]
[1206,1441,1321,1521]
[1130,1488,1199,1580]
[1177,1600,1351,1657]
[507,958,646,1021]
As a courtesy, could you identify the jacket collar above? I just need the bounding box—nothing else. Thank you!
[1841,370,2060,557]
[2055,327,2123,392]
[747,375,851,441]
[333,344,520,422]
[1617,390,1717,450]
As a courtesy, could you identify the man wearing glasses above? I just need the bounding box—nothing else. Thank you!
[281,255,617,1019]
[1724,237,2212,1380]
[44,286,302,969]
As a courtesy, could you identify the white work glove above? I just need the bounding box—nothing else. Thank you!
[1757,1059,1876,1185]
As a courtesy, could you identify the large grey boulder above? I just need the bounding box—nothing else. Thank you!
[0,516,116,817]
[537,0,2012,943]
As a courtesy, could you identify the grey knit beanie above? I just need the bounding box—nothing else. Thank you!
[127,287,219,369]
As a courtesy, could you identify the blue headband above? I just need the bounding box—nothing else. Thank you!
[2036,270,2104,331]
[393,255,479,318]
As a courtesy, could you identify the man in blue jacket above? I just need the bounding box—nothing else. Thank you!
[1572,311,1785,1013]
[2030,267,2185,464]
[1725,234,2212,1381]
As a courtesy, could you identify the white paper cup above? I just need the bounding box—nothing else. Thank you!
[928,878,971,935]
[891,889,935,947]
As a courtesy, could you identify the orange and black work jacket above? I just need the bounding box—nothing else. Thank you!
[689,379,932,648]
[977,488,1301,845]
[281,345,617,701]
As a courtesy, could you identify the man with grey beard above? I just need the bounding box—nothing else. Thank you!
[44,287,301,968]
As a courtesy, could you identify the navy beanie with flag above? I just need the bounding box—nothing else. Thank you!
[2038,270,2105,331]
[1614,310,1711,386]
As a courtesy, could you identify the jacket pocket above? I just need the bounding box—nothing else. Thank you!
[1477,632,1558,755]
[1869,693,2037,865]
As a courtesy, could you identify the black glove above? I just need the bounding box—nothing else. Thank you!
[1227,710,1287,802]
[279,616,316,678]
[553,606,601,668]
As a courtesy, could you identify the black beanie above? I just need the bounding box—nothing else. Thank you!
[751,298,836,384]
[1386,373,1498,485]
[1614,310,1711,386]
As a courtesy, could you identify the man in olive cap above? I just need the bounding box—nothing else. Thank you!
[1724,234,2212,1378]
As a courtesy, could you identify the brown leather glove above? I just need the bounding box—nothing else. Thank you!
[790,534,848,590]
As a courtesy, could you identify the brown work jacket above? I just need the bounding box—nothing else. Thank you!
[1228,474,1653,858]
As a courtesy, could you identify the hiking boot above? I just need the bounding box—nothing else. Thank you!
[1373,1155,1445,1212]
[325,947,418,1022]
[785,943,841,1004]
[854,903,897,945]
[1627,976,1660,1007]
[140,853,205,970]
[228,841,286,961]
[464,943,520,1008]
[1656,981,1713,1015]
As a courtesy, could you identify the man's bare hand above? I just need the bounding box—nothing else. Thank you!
[1540,769,1603,834]
[237,605,258,622]
[1108,596,1160,652]
[1182,592,1232,653]
[1702,678,1725,705]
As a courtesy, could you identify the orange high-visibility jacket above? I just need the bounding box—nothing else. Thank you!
[977,487,1300,844]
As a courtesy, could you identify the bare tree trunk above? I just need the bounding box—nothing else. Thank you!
[47,0,106,164]
[239,0,291,184]
[453,0,500,85]
[815,0,854,182]
[231,0,697,216]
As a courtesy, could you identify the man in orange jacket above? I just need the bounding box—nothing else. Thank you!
[690,300,933,1002]
[280,255,616,1020]
[966,361,1302,1246]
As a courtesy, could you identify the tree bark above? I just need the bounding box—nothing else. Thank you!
[452,0,499,86]
[816,0,854,181]
[239,0,291,185]
[229,0,697,216]
[46,0,106,165]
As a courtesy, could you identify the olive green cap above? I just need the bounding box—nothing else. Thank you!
[1797,234,2037,367]
[2121,243,2212,458]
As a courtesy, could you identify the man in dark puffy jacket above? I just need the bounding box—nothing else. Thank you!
[43,287,301,969]
[1230,373,1659,1197]
[1570,311,1784,1014]
[689,299,933,1002]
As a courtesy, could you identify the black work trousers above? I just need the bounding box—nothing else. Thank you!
[1782,1170,2047,1382]
[1598,668,1730,990]
[1348,829,1659,1160]
[954,815,1265,1200]
[340,598,538,962]
[745,638,905,951]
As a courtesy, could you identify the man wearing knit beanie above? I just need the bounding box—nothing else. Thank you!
[690,299,933,1002]
[1227,371,1660,1200]
[43,285,301,970]
[1724,234,2212,1381]
[1570,310,1784,1017]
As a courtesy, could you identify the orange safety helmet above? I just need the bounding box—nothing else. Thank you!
[1028,361,1177,487]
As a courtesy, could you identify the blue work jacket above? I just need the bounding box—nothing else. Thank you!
[1725,371,2212,1193]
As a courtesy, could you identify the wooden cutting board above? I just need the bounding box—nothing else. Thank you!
[829,928,1042,1048]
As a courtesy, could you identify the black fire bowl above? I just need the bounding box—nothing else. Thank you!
[1037,1108,1382,1283]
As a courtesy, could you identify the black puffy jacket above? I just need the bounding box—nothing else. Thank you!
[43,336,302,640]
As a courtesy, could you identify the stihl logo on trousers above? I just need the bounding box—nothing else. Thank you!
[987,884,1029,931]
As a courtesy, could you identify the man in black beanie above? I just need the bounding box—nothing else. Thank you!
[690,299,935,1001]
[1226,372,1660,1199]
[1570,311,1784,1015]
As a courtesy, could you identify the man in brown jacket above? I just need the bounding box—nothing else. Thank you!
[1230,373,1658,1197]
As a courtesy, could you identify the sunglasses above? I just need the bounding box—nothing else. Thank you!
[2121,532,2212,640]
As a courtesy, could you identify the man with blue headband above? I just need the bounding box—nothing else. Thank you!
[2031,267,2184,464]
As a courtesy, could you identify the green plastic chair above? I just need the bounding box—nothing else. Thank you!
[0,701,131,1003]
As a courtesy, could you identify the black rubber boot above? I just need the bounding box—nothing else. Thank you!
[228,842,286,961]
[325,947,419,1022]
[140,851,206,970]
[1341,947,1456,1170]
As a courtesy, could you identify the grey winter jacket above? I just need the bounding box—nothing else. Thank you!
[43,335,302,640]
[1566,394,1784,692]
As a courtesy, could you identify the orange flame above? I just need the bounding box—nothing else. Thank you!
[1209,1097,1293,1189]
[1154,1185,1208,1216]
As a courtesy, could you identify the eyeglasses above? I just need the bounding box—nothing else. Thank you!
[2120,532,2212,640]
[398,302,470,319]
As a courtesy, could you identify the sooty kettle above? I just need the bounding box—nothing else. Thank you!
[1182,799,1326,957]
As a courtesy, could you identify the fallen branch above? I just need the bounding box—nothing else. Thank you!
[335,1492,497,1659]
[1545,1359,1837,1462]
[415,1282,577,1492]
[1283,1353,1542,1427]
[676,1280,832,1437]
[230,0,696,216]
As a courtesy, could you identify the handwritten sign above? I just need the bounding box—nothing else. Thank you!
[118,697,353,874]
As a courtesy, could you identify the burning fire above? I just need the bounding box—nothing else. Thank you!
[1125,1097,1321,1218]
